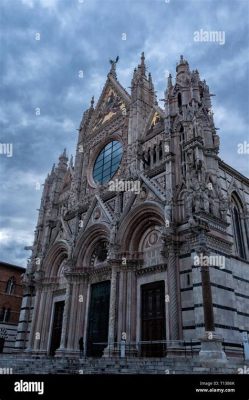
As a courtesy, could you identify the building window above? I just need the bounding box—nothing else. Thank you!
[147,149,151,168]
[0,308,11,323]
[153,145,157,164]
[5,308,11,322]
[159,141,163,160]
[178,92,182,109]
[231,194,246,259]
[5,277,15,295]
[93,140,123,184]
[0,308,4,321]
[187,274,191,286]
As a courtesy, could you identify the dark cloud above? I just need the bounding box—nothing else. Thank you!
[1,0,248,266]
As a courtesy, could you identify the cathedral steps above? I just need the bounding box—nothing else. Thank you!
[0,355,248,374]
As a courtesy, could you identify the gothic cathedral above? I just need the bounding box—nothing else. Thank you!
[16,54,249,358]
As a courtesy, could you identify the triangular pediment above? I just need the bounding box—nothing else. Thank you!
[89,75,131,132]
[78,194,114,233]
[50,220,62,244]
[50,217,73,246]
[140,173,165,202]
[142,105,165,137]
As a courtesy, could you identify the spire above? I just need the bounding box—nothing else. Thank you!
[167,73,173,88]
[58,149,68,170]
[148,72,156,104]
[148,72,154,90]
[70,155,73,168]
[176,54,189,75]
[179,55,188,65]
[59,148,67,161]
[90,96,94,108]
[140,51,146,76]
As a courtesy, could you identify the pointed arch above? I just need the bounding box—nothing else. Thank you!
[117,201,164,252]
[73,223,110,268]
[42,240,69,277]
[5,276,16,294]
[176,188,188,222]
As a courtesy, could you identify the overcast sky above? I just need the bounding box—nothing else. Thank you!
[0,0,248,267]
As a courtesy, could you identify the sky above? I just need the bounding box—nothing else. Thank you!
[0,0,249,267]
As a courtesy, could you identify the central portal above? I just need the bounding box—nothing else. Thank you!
[141,281,166,357]
[87,280,110,357]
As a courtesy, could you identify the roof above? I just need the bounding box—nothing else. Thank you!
[0,261,26,272]
[219,159,249,185]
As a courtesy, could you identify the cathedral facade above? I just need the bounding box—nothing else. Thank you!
[16,54,249,358]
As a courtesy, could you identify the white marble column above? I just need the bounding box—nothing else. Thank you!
[57,281,72,353]
[40,289,53,351]
[30,288,46,352]
[15,287,33,351]
[167,247,180,340]
[108,268,117,345]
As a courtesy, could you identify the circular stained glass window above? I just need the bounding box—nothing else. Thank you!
[93,140,123,184]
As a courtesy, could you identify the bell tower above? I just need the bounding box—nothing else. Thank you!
[164,55,226,224]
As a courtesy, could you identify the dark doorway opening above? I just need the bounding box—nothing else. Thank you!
[141,281,166,357]
[87,281,110,357]
[49,300,65,356]
[0,337,5,353]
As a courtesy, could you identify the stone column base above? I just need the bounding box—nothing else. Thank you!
[102,344,118,358]
[199,332,227,365]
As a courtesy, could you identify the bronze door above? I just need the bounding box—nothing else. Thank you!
[141,281,166,357]
[49,301,65,356]
[87,281,110,357]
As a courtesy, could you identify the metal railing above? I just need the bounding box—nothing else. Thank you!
[89,339,246,359]
[90,339,201,358]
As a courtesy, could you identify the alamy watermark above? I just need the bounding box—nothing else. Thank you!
[14,380,44,395]
[237,141,249,154]
[194,29,225,45]
[193,253,225,269]
[237,366,249,374]
[0,143,13,157]
[108,179,141,194]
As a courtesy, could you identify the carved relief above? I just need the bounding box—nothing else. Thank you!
[92,88,126,131]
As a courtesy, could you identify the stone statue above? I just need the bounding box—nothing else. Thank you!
[109,56,119,67]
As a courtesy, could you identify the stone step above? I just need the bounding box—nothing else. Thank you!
[0,355,248,374]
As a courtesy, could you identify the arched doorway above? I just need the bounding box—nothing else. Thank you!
[40,242,68,357]
[74,225,111,357]
[117,202,167,356]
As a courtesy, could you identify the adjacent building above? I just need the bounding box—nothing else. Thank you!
[0,261,25,353]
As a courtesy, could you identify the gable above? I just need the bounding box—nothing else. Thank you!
[89,76,131,133]
[142,106,165,138]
